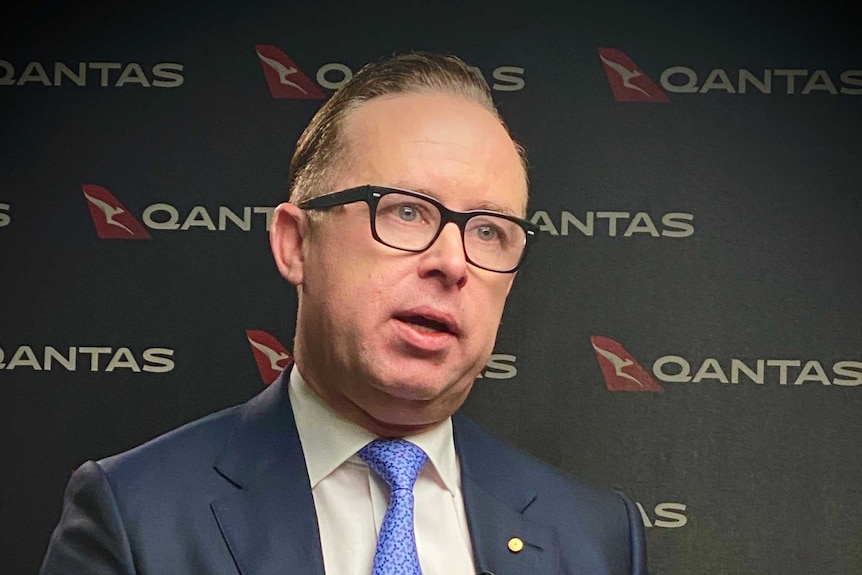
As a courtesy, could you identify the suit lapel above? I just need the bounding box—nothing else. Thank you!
[455,414,560,575]
[210,370,325,575]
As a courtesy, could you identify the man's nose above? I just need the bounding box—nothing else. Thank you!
[417,222,468,288]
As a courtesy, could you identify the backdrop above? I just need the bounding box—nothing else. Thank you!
[2,1,860,573]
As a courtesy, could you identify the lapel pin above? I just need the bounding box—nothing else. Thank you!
[507,537,524,553]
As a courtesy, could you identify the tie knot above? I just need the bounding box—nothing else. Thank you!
[358,438,428,491]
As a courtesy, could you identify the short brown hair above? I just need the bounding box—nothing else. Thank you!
[287,51,527,205]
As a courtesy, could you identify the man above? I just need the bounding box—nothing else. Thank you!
[41,52,647,575]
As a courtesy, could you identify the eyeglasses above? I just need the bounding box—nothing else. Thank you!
[299,185,538,273]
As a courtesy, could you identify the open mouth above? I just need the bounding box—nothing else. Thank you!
[396,314,454,335]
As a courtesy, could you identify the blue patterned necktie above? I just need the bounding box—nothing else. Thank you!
[358,438,429,575]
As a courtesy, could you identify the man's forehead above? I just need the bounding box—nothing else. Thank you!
[339,92,529,214]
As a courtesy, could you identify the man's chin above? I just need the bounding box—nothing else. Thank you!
[361,377,472,421]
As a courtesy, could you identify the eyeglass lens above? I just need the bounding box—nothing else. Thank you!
[374,192,526,271]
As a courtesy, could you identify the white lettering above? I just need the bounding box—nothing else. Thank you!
[88,62,122,87]
[596,211,629,236]
[773,69,807,94]
[731,359,764,384]
[739,69,771,94]
[637,502,688,528]
[79,346,112,371]
[316,63,352,90]
[54,62,86,86]
[623,212,660,237]
[254,206,275,230]
[793,360,831,385]
[839,70,862,95]
[105,347,142,372]
[7,345,41,369]
[143,203,180,230]
[653,356,691,382]
[833,361,862,386]
[115,63,150,87]
[660,66,699,93]
[151,63,184,88]
[636,502,652,527]
[219,206,251,231]
[561,211,593,236]
[16,62,51,86]
[529,210,558,235]
[478,354,517,379]
[180,206,217,230]
[699,69,736,93]
[143,348,175,373]
[802,70,838,95]
[0,60,14,85]
[653,503,688,528]
[492,66,525,91]
[766,359,801,385]
[0,203,10,227]
[692,358,730,383]
[44,346,76,371]
[661,213,695,237]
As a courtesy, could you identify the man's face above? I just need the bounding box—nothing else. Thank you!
[287,91,526,434]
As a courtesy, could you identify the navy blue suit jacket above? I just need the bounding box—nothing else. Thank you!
[41,372,647,574]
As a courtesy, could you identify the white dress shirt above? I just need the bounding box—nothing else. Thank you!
[288,367,476,575]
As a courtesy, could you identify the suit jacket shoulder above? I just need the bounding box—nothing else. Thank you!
[41,378,324,575]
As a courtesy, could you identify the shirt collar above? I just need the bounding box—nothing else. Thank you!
[288,366,460,494]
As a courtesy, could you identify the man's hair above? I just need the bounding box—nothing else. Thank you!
[287,51,527,205]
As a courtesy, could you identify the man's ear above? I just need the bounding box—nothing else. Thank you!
[270,202,307,285]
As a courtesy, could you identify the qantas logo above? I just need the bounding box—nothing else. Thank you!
[255,44,326,99]
[81,184,276,236]
[529,210,694,238]
[256,44,526,99]
[591,336,663,392]
[0,60,184,88]
[598,47,668,103]
[600,47,862,101]
[246,329,293,385]
[82,185,151,239]
[593,336,862,389]
[0,344,174,372]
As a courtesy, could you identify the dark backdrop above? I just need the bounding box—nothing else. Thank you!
[2,1,860,573]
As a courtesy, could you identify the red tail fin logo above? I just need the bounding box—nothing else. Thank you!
[591,335,663,392]
[598,47,669,103]
[82,184,151,239]
[246,329,293,385]
[255,44,326,99]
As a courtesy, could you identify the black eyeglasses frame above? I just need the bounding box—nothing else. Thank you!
[298,185,538,273]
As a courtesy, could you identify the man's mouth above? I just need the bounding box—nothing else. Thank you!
[394,308,459,336]
[398,314,453,334]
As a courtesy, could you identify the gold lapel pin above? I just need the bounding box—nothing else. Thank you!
[507,537,524,553]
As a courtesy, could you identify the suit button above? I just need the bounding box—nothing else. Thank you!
[507,537,524,553]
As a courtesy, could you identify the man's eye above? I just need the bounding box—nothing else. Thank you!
[398,205,419,221]
[476,225,498,241]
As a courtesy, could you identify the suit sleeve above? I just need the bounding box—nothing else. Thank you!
[40,461,137,575]
[616,490,649,575]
